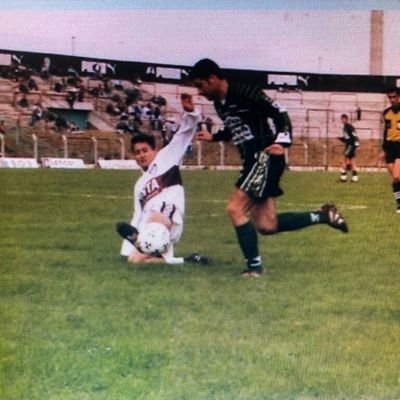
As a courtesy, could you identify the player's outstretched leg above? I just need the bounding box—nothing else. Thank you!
[319,203,349,233]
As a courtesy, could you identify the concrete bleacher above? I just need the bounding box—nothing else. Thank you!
[136,81,387,169]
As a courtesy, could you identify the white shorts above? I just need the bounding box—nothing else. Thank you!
[138,200,183,243]
[120,200,183,257]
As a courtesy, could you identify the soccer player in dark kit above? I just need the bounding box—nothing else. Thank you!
[338,113,359,182]
[189,58,348,277]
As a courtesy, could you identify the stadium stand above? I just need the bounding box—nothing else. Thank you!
[0,50,390,169]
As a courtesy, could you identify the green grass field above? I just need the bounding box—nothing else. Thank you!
[1,169,399,400]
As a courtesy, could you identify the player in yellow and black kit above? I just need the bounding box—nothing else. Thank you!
[382,87,400,213]
[189,59,348,277]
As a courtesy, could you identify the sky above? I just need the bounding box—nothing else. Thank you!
[0,1,399,75]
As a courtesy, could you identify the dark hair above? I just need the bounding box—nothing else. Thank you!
[341,114,348,119]
[386,86,400,95]
[131,133,156,150]
[188,58,224,80]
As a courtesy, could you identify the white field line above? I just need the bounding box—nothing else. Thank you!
[4,190,367,210]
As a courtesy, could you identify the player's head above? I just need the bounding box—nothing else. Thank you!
[341,114,349,123]
[386,87,400,107]
[188,58,227,101]
[131,133,157,170]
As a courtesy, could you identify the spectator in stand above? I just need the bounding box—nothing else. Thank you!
[103,79,112,95]
[54,80,64,93]
[150,105,162,130]
[106,102,119,116]
[55,115,68,132]
[116,120,129,134]
[134,104,142,118]
[141,103,151,120]
[19,81,29,94]
[77,87,85,102]
[125,88,141,104]
[113,79,123,90]
[30,103,43,126]
[66,91,77,109]
[0,119,7,135]
[41,56,51,80]
[127,102,136,116]
[68,121,79,133]
[28,78,39,91]
[18,95,29,108]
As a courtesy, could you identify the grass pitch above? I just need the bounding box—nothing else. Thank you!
[0,169,399,400]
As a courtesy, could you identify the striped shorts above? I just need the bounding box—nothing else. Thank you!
[236,152,285,200]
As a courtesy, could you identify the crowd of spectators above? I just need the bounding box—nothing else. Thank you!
[0,56,218,149]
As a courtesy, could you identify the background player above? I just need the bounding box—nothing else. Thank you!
[189,58,348,277]
[382,87,400,213]
[338,113,359,182]
[117,93,209,264]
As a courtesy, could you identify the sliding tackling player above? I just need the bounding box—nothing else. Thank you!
[117,94,209,264]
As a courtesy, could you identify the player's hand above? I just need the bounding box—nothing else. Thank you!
[378,152,385,162]
[265,143,285,155]
[196,130,213,141]
[180,93,194,112]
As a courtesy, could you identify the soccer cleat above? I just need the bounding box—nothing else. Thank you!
[351,175,359,182]
[320,203,349,233]
[340,175,347,182]
[116,222,139,244]
[396,207,400,214]
[184,253,211,265]
[240,267,266,278]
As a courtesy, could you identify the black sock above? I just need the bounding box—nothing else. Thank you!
[393,182,400,207]
[277,211,328,232]
[235,221,262,269]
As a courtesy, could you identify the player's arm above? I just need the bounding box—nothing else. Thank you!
[254,90,292,148]
[197,126,232,142]
[158,94,200,164]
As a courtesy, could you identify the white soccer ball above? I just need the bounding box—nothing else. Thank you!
[136,222,171,256]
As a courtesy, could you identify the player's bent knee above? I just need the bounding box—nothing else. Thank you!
[257,226,278,235]
[255,217,278,235]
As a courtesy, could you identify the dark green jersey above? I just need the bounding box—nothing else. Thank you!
[212,82,292,166]
[340,122,358,146]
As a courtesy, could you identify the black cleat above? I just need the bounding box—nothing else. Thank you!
[116,222,139,244]
[184,253,211,265]
[320,203,349,233]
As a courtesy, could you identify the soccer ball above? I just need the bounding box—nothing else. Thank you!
[136,222,171,256]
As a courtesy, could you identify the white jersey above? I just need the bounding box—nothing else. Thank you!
[121,108,200,257]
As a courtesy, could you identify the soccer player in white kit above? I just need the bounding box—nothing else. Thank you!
[118,93,209,265]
